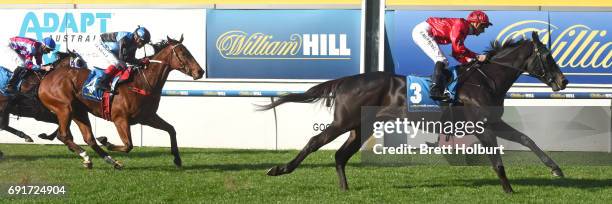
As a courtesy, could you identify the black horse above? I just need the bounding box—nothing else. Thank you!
[259,32,568,193]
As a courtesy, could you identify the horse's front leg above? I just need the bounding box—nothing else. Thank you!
[492,121,564,177]
[98,118,134,154]
[140,114,181,167]
[476,127,514,194]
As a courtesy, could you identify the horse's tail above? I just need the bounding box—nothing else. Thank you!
[257,78,347,111]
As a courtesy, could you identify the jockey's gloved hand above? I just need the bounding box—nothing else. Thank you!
[476,54,487,62]
[140,58,150,66]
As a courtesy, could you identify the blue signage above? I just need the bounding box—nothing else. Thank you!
[207,10,361,79]
[387,11,611,85]
[19,11,111,64]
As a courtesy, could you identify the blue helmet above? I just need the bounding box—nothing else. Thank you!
[42,37,56,50]
[134,26,151,44]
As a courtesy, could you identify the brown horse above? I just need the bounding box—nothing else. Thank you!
[38,36,204,169]
[0,68,59,143]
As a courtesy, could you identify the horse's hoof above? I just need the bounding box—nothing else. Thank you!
[503,187,514,194]
[96,136,108,144]
[83,161,93,169]
[552,168,565,178]
[174,158,182,168]
[425,142,438,147]
[113,161,124,170]
[38,133,55,141]
[24,137,34,143]
[266,166,284,176]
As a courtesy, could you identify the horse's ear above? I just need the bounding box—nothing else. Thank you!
[167,35,172,43]
[531,31,541,44]
[179,34,184,43]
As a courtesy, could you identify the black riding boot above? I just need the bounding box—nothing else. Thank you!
[95,73,112,91]
[430,61,449,101]
[6,67,26,94]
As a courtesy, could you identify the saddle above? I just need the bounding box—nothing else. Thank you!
[406,62,482,112]
[81,67,134,121]
[0,66,48,97]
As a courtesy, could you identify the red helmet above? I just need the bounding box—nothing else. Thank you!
[467,10,492,26]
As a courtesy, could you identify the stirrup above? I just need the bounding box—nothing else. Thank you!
[96,84,111,92]
[430,92,450,101]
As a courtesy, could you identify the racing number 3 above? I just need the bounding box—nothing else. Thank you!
[410,83,422,103]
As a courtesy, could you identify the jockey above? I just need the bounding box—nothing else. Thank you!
[412,10,492,101]
[6,36,55,93]
[96,26,151,91]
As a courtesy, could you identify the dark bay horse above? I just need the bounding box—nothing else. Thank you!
[259,32,568,193]
[38,36,204,169]
[0,56,77,143]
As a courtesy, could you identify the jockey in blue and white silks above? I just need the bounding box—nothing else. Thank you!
[71,26,151,91]
[96,26,151,90]
[2,36,55,93]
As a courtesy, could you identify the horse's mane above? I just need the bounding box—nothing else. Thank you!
[150,38,181,55]
[52,51,79,66]
[484,38,528,59]
[151,40,170,54]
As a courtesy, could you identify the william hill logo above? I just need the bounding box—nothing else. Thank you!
[216,30,352,60]
[496,20,610,69]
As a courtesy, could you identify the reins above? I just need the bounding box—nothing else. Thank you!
[132,43,185,96]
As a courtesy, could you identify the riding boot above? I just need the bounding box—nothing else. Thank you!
[95,73,112,91]
[96,64,122,92]
[430,61,449,101]
[6,67,26,94]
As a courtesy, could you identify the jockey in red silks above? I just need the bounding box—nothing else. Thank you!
[5,36,56,93]
[412,10,492,101]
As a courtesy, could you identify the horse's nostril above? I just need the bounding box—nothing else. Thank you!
[562,79,569,86]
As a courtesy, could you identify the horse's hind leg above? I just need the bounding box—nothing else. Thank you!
[335,129,363,191]
[335,114,397,191]
[267,121,350,176]
[72,109,122,169]
[140,114,181,167]
[493,121,564,177]
[476,129,514,193]
[0,110,33,142]
[38,128,58,141]
[2,126,33,143]
[54,106,92,168]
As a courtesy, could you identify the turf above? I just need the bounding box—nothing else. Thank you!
[0,144,610,203]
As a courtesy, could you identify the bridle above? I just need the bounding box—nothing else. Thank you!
[171,44,187,71]
[137,43,187,94]
[486,40,555,86]
[149,43,187,70]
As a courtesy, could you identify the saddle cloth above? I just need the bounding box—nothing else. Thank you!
[82,68,131,102]
[406,65,460,112]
